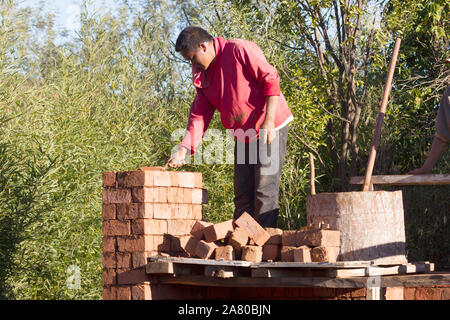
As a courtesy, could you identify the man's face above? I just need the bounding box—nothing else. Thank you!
[181,42,213,70]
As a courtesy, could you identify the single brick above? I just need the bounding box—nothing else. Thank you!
[102,252,116,268]
[183,237,200,257]
[234,212,269,246]
[298,229,340,247]
[102,268,117,285]
[168,219,197,236]
[131,219,167,235]
[215,245,235,261]
[132,251,154,268]
[170,172,179,187]
[191,188,208,204]
[311,246,340,262]
[167,187,180,203]
[293,245,312,262]
[203,220,234,242]
[262,244,281,261]
[153,235,171,253]
[178,172,195,188]
[117,235,153,252]
[264,228,283,245]
[195,240,217,259]
[241,245,262,262]
[153,171,171,187]
[117,203,153,220]
[190,221,213,239]
[228,227,249,252]
[193,172,203,188]
[192,204,203,220]
[103,285,115,300]
[102,171,116,187]
[102,204,116,220]
[103,220,130,236]
[280,246,296,262]
[182,188,193,203]
[116,252,132,269]
[102,188,132,204]
[103,236,116,252]
[153,203,174,219]
[131,282,151,300]
[172,204,192,219]
[281,230,298,246]
[116,170,153,187]
[131,187,159,203]
[117,267,149,285]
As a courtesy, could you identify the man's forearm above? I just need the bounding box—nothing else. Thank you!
[421,136,448,171]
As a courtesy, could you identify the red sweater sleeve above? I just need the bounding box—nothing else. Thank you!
[234,40,281,96]
[179,89,215,154]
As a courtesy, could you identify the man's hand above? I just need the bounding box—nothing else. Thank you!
[167,146,188,168]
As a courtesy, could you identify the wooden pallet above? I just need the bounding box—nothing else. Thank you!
[146,256,434,279]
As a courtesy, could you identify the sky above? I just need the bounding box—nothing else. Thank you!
[19,0,120,40]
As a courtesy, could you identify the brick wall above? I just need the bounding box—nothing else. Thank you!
[102,168,450,300]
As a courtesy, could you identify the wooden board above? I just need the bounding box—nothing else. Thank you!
[350,174,450,186]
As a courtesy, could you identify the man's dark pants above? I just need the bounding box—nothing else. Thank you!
[233,125,289,228]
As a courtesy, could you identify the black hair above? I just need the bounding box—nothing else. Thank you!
[175,26,213,53]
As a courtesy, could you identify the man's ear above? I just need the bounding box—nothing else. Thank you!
[199,42,207,52]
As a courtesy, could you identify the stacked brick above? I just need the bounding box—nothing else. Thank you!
[102,167,207,299]
[173,211,341,263]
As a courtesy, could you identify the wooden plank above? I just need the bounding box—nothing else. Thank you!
[250,260,373,269]
[146,261,174,274]
[350,174,450,186]
[147,256,253,267]
[204,266,250,278]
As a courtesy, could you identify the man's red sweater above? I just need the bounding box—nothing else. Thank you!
[179,37,293,154]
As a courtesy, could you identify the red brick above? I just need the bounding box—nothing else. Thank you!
[153,235,171,253]
[153,203,174,219]
[181,188,192,203]
[190,221,213,239]
[203,220,234,242]
[116,252,132,269]
[234,212,269,246]
[415,287,441,300]
[350,288,366,298]
[103,268,117,285]
[102,188,132,204]
[116,170,153,187]
[131,187,158,203]
[102,252,116,268]
[115,286,132,300]
[215,245,235,260]
[191,188,208,204]
[313,288,336,298]
[193,172,203,188]
[441,287,450,300]
[117,267,149,285]
[183,237,200,257]
[281,230,297,246]
[195,240,217,259]
[132,282,151,300]
[132,251,154,268]
[241,245,262,262]
[167,187,180,203]
[168,220,197,236]
[262,244,281,261]
[311,246,340,262]
[153,171,171,187]
[158,187,168,203]
[131,219,167,235]
[117,203,153,220]
[102,204,116,220]
[384,287,404,300]
[280,246,296,262]
[172,204,192,219]
[293,245,311,262]
[103,285,115,300]
[102,172,116,187]
[103,220,130,236]
[403,287,415,300]
[170,172,179,187]
[298,229,340,247]
[192,204,203,220]
[228,226,249,252]
[103,236,116,252]
[178,172,195,188]
[265,228,282,245]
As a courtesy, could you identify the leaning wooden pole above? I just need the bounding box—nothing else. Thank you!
[362,38,402,191]
[309,153,316,195]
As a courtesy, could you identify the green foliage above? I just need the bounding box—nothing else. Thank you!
[0,0,448,299]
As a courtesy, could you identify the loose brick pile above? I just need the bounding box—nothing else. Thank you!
[170,212,341,263]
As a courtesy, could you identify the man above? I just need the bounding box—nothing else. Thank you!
[166,26,293,228]
[409,58,449,174]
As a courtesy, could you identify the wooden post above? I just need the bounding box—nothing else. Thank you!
[309,153,316,195]
[362,38,402,191]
